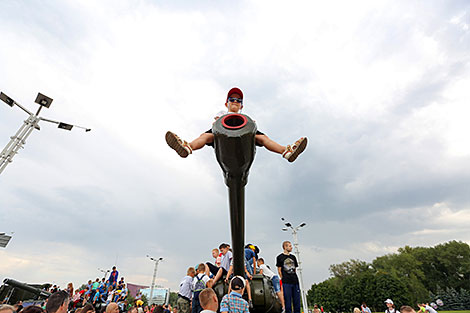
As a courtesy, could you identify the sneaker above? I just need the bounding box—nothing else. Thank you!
[249,300,253,309]
[282,137,307,162]
[165,131,192,158]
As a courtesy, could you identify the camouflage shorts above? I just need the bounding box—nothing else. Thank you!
[177,297,191,313]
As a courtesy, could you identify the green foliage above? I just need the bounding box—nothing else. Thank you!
[308,241,470,313]
[169,292,178,307]
[141,294,148,307]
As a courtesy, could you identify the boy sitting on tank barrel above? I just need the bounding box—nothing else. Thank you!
[166,87,307,163]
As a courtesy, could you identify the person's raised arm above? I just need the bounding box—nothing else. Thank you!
[225,265,233,283]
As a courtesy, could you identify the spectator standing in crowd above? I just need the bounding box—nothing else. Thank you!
[106,303,119,313]
[257,258,285,312]
[109,267,119,287]
[92,287,101,308]
[178,267,196,313]
[313,304,320,313]
[66,283,74,297]
[106,286,115,305]
[199,288,218,313]
[423,303,438,313]
[81,303,95,313]
[192,264,211,313]
[276,241,301,313]
[21,306,44,313]
[0,305,15,313]
[385,299,400,313]
[91,279,100,299]
[46,290,69,313]
[220,276,249,313]
[71,290,81,309]
[400,307,417,313]
[13,301,23,313]
[361,303,371,313]
[354,308,361,313]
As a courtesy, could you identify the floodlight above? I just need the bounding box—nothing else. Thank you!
[0,92,15,107]
[0,234,12,248]
[34,93,53,108]
[58,122,73,131]
[282,228,288,231]
[299,223,307,228]
[285,222,292,227]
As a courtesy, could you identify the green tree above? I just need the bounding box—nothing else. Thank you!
[169,292,178,307]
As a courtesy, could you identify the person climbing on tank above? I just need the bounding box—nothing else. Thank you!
[165,87,307,163]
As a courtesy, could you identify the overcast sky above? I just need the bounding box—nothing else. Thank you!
[1,0,470,292]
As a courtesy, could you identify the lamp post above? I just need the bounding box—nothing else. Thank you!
[147,255,163,305]
[98,268,110,280]
[0,91,90,175]
[281,217,309,313]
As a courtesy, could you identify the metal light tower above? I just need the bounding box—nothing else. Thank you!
[147,255,163,305]
[98,268,110,280]
[281,217,309,313]
[0,91,90,175]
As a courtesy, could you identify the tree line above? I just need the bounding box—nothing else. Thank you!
[306,240,470,312]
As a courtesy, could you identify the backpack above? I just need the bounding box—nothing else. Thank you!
[193,274,206,292]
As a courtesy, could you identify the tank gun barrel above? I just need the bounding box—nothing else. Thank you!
[212,113,257,276]
[3,278,51,298]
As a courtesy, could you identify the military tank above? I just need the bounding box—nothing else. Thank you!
[211,113,282,313]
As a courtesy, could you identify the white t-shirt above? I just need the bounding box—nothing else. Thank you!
[385,309,400,313]
[192,273,210,290]
[259,264,275,279]
[425,305,438,313]
[220,251,233,271]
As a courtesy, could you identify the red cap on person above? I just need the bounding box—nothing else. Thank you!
[227,87,243,102]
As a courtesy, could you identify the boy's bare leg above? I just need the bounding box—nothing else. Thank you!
[189,133,214,151]
[277,291,285,309]
[255,134,285,154]
[246,282,252,301]
[212,268,224,285]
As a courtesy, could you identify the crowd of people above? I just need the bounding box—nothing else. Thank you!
[0,241,443,313]
[177,240,302,313]
[0,265,175,313]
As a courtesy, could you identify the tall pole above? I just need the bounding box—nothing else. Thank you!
[0,115,39,174]
[292,229,309,313]
[148,256,162,304]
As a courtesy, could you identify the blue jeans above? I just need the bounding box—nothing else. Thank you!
[283,283,301,313]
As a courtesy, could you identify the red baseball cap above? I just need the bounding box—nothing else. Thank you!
[227,87,243,102]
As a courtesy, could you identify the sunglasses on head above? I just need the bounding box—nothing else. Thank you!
[228,97,243,103]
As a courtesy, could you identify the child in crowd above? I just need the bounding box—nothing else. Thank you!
[192,264,212,313]
[166,87,307,163]
[257,258,285,313]
[220,276,250,313]
[224,261,253,308]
